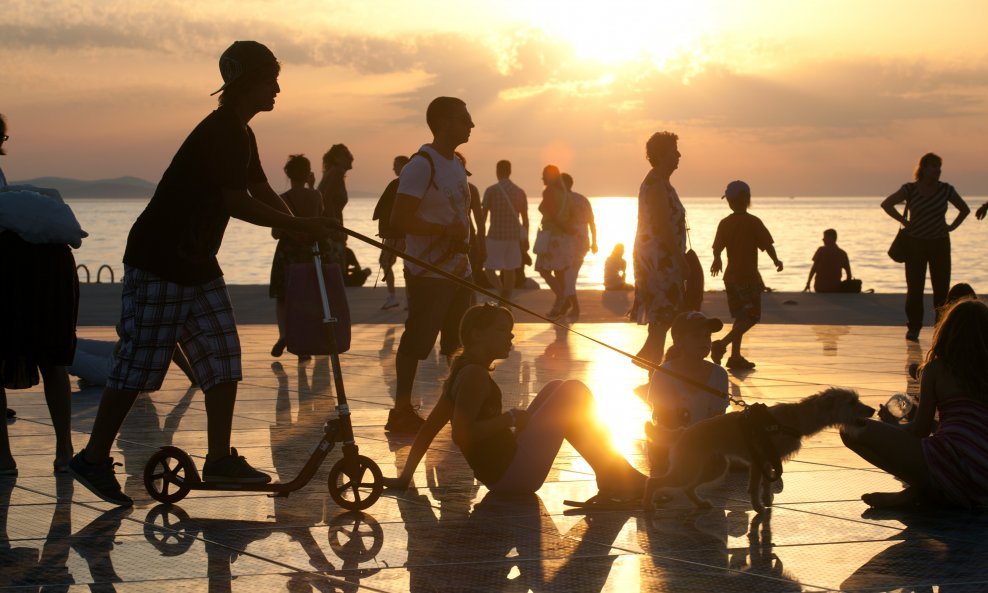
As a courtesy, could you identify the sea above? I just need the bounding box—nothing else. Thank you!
[67,196,988,293]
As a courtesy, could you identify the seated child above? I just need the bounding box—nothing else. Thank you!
[604,243,633,291]
[841,298,988,510]
[804,229,852,293]
[646,311,730,475]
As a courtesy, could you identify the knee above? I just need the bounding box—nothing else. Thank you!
[839,426,860,448]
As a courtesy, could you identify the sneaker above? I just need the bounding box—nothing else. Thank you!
[69,452,133,506]
[202,448,272,484]
[381,295,400,310]
[726,356,756,370]
[710,340,727,365]
[905,330,920,342]
[271,339,286,357]
[385,408,425,434]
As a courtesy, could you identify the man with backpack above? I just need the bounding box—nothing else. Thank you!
[385,97,474,433]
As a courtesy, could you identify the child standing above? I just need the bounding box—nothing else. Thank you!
[804,228,852,293]
[645,311,730,474]
[710,181,783,370]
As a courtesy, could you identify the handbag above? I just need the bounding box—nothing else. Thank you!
[840,278,863,293]
[682,214,704,310]
[887,202,909,263]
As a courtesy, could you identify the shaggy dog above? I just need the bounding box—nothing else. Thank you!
[643,388,874,513]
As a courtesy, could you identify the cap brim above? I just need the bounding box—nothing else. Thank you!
[704,319,724,333]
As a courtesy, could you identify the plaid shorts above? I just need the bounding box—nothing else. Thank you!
[725,280,764,323]
[107,267,242,392]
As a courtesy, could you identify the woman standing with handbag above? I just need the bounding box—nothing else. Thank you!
[631,132,688,367]
[881,153,969,341]
[534,165,577,319]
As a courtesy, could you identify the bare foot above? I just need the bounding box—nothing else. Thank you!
[862,487,921,509]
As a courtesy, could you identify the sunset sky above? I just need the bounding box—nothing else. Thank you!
[3,0,987,197]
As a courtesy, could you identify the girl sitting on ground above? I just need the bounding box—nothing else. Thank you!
[646,311,730,475]
[841,297,988,510]
[382,303,646,503]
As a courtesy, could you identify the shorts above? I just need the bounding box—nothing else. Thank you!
[397,273,473,360]
[107,267,242,392]
[378,237,405,269]
[484,238,522,271]
[725,280,764,323]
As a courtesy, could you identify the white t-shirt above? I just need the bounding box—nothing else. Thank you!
[397,144,472,279]
[649,360,730,427]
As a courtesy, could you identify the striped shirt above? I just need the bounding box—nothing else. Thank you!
[902,182,962,240]
[922,397,988,509]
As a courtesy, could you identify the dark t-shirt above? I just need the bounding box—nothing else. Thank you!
[124,107,266,284]
[712,212,774,285]
[372,178,400,239]
[812,244,849,292]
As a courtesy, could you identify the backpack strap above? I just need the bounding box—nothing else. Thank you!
[411,149,468,191]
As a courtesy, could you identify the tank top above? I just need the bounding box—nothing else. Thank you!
[447,363,517,486]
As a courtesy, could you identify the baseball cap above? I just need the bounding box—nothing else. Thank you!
[671,311,724,340]
[210,41,279,96]
[722,180,751,201]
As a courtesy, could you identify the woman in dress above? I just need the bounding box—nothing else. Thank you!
[881,153,969,341]
[0,113,78,475]
[269,154,326,358]
[631,132,687,366]
[534,165,577,319]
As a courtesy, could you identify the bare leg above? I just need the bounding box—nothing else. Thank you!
[383,265,396,295]
[840,420,934,504]
[500,269,516,302]
[636,321,670,365]
[394,352,419,411]
[204,381,237,459]
[493,380,645,494]
[721,317,756,358]
[39,364,74,470]
[0,387,13,470]
[275,298,287,341]
[83,388,140,463]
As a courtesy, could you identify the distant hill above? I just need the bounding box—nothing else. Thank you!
[9,176,156,199]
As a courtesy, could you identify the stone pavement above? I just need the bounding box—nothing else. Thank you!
[3,322,984,592]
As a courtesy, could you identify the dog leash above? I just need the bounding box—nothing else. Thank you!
[333,222,748,408]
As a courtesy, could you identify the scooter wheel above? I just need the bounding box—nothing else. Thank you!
[144,504,196,556]
[328,511,384,564]
[144,447,196,504]
[328,455,383,510]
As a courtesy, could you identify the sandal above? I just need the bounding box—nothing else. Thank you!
[563,492,642,513]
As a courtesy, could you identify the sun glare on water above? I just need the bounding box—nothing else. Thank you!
[524,0,713,66]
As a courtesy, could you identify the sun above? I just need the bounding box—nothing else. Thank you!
[524,0,713,66]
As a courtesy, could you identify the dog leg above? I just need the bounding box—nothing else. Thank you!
[761,475,775,508]
[748,463,765,513]
[685,455,727,509]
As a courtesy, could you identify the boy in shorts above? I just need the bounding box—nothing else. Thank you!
[709,181,783,370]
[70,41,334,506]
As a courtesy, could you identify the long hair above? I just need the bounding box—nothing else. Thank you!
[913,152,942,182]
[440,304,513,401]
[0,113,7,156]
[923,298,988,396]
